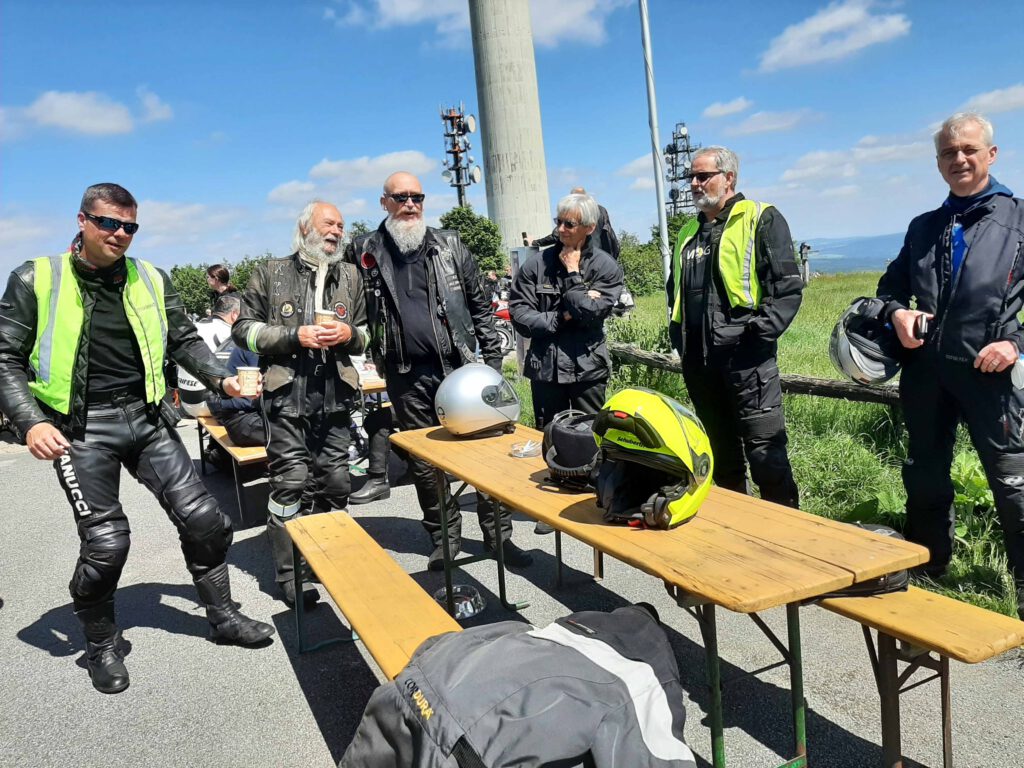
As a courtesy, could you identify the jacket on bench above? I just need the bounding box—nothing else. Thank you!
[339,605,696,768]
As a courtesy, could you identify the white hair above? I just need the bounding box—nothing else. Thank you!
[291,200,323,253]
[934,112,994,151]
[555,193,599,227]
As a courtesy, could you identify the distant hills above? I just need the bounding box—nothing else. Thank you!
[802,232,904,274]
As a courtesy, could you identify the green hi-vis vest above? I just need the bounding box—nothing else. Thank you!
[29,252,169,414]
[671,199,773,324]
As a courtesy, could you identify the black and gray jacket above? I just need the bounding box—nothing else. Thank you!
[509,240,623,383]
[345,223,502,376]
[877,187,1024,363]
[339,605,696,768]
[233,253,366,417]
[0,254,229,438]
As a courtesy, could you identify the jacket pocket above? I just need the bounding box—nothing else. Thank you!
[263,364,295,393]
[711,310,748,347]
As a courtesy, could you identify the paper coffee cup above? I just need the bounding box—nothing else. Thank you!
[236,366,260,396]
[315,309,335,326]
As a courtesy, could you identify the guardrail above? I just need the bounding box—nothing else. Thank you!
[607,342,899,407]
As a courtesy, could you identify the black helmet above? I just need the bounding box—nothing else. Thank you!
[542,410,600,490]
[829,297,902,386]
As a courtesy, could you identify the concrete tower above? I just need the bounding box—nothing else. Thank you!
[468,0,552,254]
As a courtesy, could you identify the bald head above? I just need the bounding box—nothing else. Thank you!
[383,172,422,196]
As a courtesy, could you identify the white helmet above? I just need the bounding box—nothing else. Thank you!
[829,297,902,386]
[435,363,520,437]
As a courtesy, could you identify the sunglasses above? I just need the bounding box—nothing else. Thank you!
[385,193,426,205]
[83,211,140,235]
[687,170,725,184]
[554,218,583,230]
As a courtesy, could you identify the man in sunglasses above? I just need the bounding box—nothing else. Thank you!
[234,200,368,609]
[667,146,803,509]
[0,183,274,694]
[345,171,533,571]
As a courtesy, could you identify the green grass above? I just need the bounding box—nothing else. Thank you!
[504,273,1019,616]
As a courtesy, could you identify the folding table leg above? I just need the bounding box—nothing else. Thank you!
[940,655,952,768]
[786,604,807,762]
[696,604,727,768]
[877,633,904,768]
[232,461,247,525]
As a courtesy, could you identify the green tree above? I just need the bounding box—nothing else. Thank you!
[650,211,696,248]
[348,219,371,238]
[169,253,272,316]
[439,205,504,273]
[618,231,665,296]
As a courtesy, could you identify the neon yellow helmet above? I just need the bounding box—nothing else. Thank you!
[592,388,713,529]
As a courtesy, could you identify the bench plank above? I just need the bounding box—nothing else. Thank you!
[286,511,462,679]
[820,586,1024,664]
[197,416,267,465]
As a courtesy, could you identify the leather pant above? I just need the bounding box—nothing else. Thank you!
[55,397,232,609]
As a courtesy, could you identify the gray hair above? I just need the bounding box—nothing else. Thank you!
[555,193,599,227]
[80,183,137,213]
[934,112,994,150]
[291,200,323,253]
[212,292,242,317]
[694,146,740,186]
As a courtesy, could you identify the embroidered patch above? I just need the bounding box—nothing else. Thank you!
[333,301,348,319]
[280,301,295,318]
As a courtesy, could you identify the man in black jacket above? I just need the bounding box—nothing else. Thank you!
[346,171,533,570]
[877,112,1024,618]
[667,146,803,508]
[0,183,274,694]
[234,200,368,608]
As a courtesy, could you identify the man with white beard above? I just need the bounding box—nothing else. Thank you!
[346,172,533,570]
[234,201,368,607]
[666,146,803,508]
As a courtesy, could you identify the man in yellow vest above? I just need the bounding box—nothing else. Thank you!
[667,146,803,507]
[0,183,274,695]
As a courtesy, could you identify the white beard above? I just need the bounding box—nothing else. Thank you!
[298,229,342,268]
[694,191,722,212]
[385,215,427,255]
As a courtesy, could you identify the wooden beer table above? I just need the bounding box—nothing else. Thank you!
[391,424,928,768]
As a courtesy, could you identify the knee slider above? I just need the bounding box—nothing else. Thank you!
[71,520,131,602]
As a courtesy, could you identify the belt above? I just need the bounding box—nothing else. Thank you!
[87,387,145,406]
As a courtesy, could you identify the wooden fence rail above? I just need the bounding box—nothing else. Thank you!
[607,342,899,407]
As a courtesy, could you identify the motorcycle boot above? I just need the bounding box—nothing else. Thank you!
[194,564,275,646]
[348,474,391,505]
[75,600,129,694]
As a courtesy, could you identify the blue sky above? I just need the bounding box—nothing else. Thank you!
[2,0,1023,275]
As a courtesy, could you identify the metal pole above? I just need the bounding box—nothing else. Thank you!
[638,0,670,282]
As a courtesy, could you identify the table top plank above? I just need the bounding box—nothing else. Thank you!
[392,425,928,613]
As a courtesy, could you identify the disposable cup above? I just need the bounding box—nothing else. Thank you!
[315,309,335,326]
[236,366,260,396]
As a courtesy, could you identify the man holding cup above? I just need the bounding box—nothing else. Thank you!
[234,200,368,608]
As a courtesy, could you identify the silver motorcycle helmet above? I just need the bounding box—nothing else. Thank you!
[435,363,520,437]
[829,297,902,386]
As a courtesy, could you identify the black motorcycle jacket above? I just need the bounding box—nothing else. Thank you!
[345,223,502,375]
[509,240,623,383]
[0,255,229,438]
[877,189,1024,363]
[233,253,367,417]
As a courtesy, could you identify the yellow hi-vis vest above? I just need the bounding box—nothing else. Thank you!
[670,199,773,324]
[29,252,169,414]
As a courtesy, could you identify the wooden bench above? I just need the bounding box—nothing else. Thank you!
[285,510,462,680]
[196,415,267,524]
[819,586,1024,767]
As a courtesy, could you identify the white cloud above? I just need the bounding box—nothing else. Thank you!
[781,138,931,184]
[326,0,629,47]
[759,0,910,73]
[725,110,814,137]
[629,177,655,191]
[615,153,653,178]
[961,83,1024,115]
[135,201,246,249]
[137,87,173,123]
[309,149,435,185]
[0,215,50,252]
[23,91,134,136]
[703,97,752,119]
[267,180,317,206]
[821,184,861,198]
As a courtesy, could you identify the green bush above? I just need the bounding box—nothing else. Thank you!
[618,232,664,297]
[169,253,271,315]
[440,205,504,273]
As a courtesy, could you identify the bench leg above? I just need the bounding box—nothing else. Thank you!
[291,541,356,654]
[940,655,952,768]
[695,604,727,768]
[232,461,247,525]
[786,604,808,763]
[554,531,563,588]
[877,632,904,768]
[593,548,604,581]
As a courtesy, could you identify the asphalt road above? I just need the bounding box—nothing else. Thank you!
[1,423,1021,768]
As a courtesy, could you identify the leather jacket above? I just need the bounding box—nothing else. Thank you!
[0,256,230,438]
[233,253,367,417]
[345,223,502,375]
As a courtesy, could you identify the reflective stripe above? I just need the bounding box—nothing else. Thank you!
[36,255,63,383]
[268,496,301,520]
[527,622,695,764]
[130,258,166,343]
[741,202,762,307]
[246,322,267,353]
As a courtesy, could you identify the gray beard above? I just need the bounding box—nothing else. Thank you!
[385,215,427,255]
[694,191,721,212]
[298,229,342,269]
